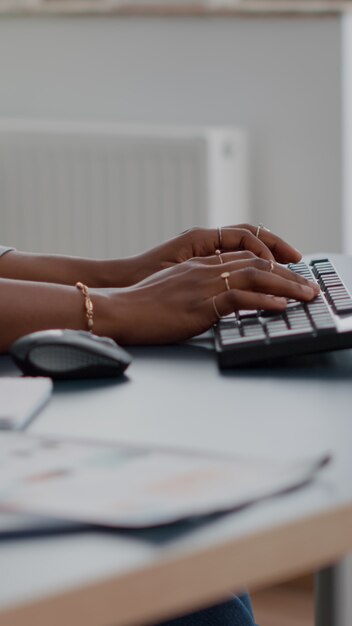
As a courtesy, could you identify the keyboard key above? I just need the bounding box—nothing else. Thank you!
[220,325,240,333]
[220,333,266,346]
[311,260,333,268]
[236,310,259,320]
[328,295,351,305]
[288,262,313,280]
[310,259,335,278]
[320,282,343,294]
[286,301,306,311]
[266,324,312,340]
[334,302,352,314]
[310,260,352,315]
[320,277,342,289]
[324,284,352,313]
[306,292,336,330]
[289,309,313,323]
[265,320,289,338]
[286,308,309,318]
[326,286,349,296]
[312,263,334,273]
[307,303,329,315]
[313,263,334,272]
[241,324,266,340]
[259,310,285,318]
[287,318,313,331]
[218,319,238,329]
[287,310,308,318]
[220,329,242,346]
[219,324,241,335]
[312,316,336,332]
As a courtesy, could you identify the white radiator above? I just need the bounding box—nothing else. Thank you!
[0,119,248,258]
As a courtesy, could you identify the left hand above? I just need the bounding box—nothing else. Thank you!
[108,253,318,345]
[127,224,302,285]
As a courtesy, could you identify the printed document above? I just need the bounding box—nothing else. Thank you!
[0,432,329,528]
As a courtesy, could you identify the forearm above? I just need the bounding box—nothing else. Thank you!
[0,279,115,352]
[0,251,139,288]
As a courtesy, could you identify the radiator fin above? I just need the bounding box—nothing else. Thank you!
[0,121,248,258]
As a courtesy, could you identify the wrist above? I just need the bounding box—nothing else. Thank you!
[97,258,142,288]
[118,251,168,285]
[90,289,129,343]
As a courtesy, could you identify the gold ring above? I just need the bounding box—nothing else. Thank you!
[269,260,275,273]
[212,296,222,320]
[256,223,264,239]
[215,249,224,264]
[218,226,223,249]
[221,271,231,291]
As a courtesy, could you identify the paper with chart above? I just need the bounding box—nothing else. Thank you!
[0,432,329,528]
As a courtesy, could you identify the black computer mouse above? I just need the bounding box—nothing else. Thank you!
[10,329,132,379]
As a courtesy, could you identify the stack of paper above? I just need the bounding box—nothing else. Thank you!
[0,432,329,529]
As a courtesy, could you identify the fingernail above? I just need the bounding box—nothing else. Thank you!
[302,285,315,297]
[306,281,320,294]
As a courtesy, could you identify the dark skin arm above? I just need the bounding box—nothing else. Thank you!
[0,251,319,352]
[0,224,301,287]
[0,278,114,352]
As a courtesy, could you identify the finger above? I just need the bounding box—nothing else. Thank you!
[226,223,302,264]
[217,257,319,292]
[220,228,275,261]
[198,255,319,292]
[210,290,287,320]
[213,267,318,301]
[187,227,274,260]
[191,250,257,266]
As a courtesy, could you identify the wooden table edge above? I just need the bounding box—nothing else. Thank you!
[1,502,352,626]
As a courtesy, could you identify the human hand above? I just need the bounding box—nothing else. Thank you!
[127,224,302,285]
[109,254,319,345]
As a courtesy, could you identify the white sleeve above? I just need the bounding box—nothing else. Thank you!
[0,246,15,257]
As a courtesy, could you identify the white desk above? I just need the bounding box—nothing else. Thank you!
[1,333,352,625]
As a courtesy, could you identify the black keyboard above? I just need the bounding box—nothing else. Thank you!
[214,257,352,368]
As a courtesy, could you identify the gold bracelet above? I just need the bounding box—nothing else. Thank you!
[76,282,94,332]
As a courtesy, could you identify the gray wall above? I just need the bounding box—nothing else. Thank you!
[343,12,352,255]
[0,15,342,253]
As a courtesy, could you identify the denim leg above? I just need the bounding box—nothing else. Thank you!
[237,593,255,620]
[156,594,257,626]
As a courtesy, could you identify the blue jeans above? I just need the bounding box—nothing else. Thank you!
[157,594,257,626]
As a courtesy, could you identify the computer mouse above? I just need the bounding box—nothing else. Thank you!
[10,329,132,379]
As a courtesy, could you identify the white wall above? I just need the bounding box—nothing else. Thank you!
[0,15,342,253]
[342,12,352,254]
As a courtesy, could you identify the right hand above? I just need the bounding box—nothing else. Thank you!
[108,253,320,345]
[122,224,303,286]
